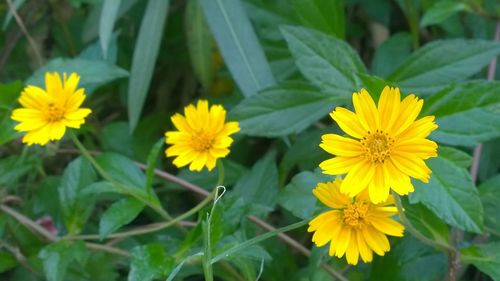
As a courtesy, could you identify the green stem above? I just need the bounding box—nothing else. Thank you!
[216,159,225,186]
[393,194,454,252]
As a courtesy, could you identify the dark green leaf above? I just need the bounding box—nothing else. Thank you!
[145,138,164,194]
[128,0,170,131]
[409,156,483,233]
[96,153,145,187]
[478,175,500,232]
[201,0,276,97]
[461,242,500,280]
[99,198,145,240]
[421,1,470,27]
[438,146,471,169]
[99,0,122,58]
[101,122,134,158]
[39,241,89,281]
[292,0,345,38]
[281,25,366,95]
[231,83,345,137]
[403,200,450,245]
[371,33,412,77]
[387,39,500,94]
[0,251,17,273]
[58,157,97,235]
[129,244,175,281]
[0,81,24,145]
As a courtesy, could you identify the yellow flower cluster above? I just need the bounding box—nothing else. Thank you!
[309,86,438,265]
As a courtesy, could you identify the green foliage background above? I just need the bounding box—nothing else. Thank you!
[0,0,500,280]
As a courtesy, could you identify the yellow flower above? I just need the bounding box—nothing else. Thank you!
[165,100,240,171]
[319,86,438,203]
[308,179,404,265]
[11,72,92,146]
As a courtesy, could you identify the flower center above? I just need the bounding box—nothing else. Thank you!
[343,201,369,228]
[46,103,65,122]
[360,130,394,163]
[191,132,215,152]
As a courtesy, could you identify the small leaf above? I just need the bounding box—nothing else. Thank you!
[99,0,122,58]
[409,156,484,233]
[421,1,470,27]
[201,0,276,97]
[128,0,170,131]
[145,138,164,195]
[281,25,366,95]
[461,242,500,280]
[230,83,346,137]
[99,198,145,240]
[128,244,175,281]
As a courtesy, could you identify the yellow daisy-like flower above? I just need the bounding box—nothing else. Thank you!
[11,72,92,146]
[165,100,240,171]
[308,179,404,265]
[319,86,438,203]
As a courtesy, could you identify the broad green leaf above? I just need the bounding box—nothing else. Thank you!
[99,0,122,58]
[99,198,145,240]
[230,83,346,137]
[403,200,450,245]
[233,152,279,217]
[26,58,128,90]
[423,80,500,118]
[278,170,333,220]
[387,39,500,94]
[461,242,500,280]
[371,33,412,77]
[201,0,276,97]
[431,106,500,147]
[96,153,146,188]
[39,241,89,281]
[371,236,447,281]
[478,175,500,232]
[0,155,37,189]
[101,122,134,158]
[58,157,97,235]
[128,244,175,281]
[478,138,500,182]
[281,25,366,96]
[82,181,153,205]
[438,146,471,169]
[292,0,345,38]
[421,1,470,27]
[186,0,213,91]
[128,0,170,131]
[0,251,17,273]
[409,156,483,233]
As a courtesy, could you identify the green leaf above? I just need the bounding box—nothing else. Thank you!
[387,39,500,94]
[96,153,146,188]
[278,170,332,220]
[128,244,175,281]
[230,83,345,137]
[461,242,500,280]
[186,0,213,90]
[403,200,450,245]
[2,0,25,31]
[0,81,24,145]
[0,155,37,188]
[431,106,500,147]
[145,138,164,195]
[128,0,170,131]
[99,198,145,240]
[438,146,471,169]
[292,0,345,38]
[371,33,412,77]
[233,152,279,217]
[99,0,122,58]
[281,25,366,95]
[478,175,500,232]
[101,122,134,158]
[409,156,483,233]
[423,80,500,118]
[39,241,89,281]
[58,157,97,235]
[26,58,128,90]
[201,0,276,97]
[421,1,470,27]
[0,251,17,273]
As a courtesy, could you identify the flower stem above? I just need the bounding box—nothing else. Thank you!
[216,159,225,186]
[393,194,455,252]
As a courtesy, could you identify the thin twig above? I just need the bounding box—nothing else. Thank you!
[5,0,43,67]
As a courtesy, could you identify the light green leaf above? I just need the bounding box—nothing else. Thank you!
[128,0,170,131]
[409,156,483,233]
[0,251,17,273]
[230,83,346,137]
[438,146,471,169]
[478,175,500,232]
[201,0,276,97]
[99,198,145,240]
[186,0,213,90]
[233,152,278,217]
[281,25,366,96]
[99,0,122,58]
[128,244,174,281]
[421,1,470,27]
[387,39,500,94]
[292,0,345,38]
[96,153,146,188]
[26,58,128,90]
[58,157,97,235]
[461,242,500,280]
[371,32,412,77]
[278,170,332,220]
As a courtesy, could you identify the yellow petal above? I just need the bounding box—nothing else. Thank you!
[19,86,48,109]
[370,217,404,237]
[390,94,423,136]
[397,116,438,139]
[394,138,438,160]
[45,72,63,97]
[378,86,401,132]
[330,107,366,139]
[65,89,86,111]
[352,89,380,131]
[384,160,415,195]
[334,227,351,258]
[189,152,207,171]
[63,73,81,96]
[368,164,390,204]
[356,230,373,263]
[64,108,91,121]
[319,156,359,175]
[341,160,374,197]
[22,126,50,146]
[390,154,431,182]
[319,134,364,157]
[312,180,352,209]
[345,231,360,265]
